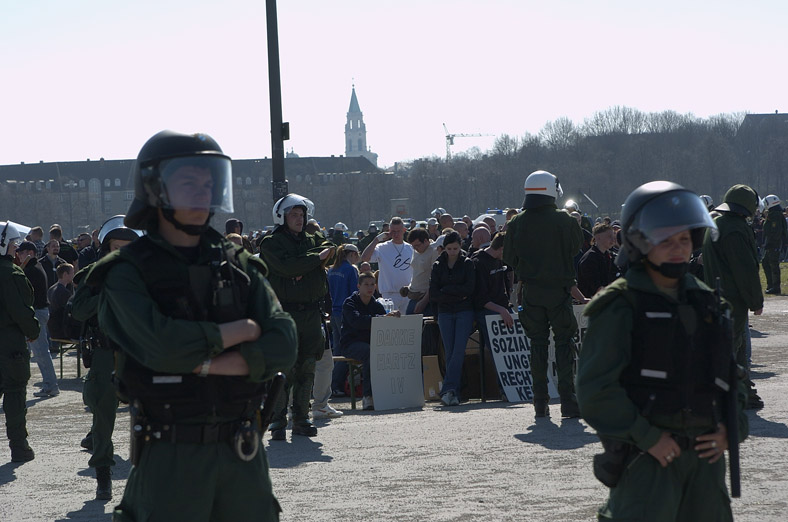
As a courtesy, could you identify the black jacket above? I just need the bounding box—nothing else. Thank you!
[471,249,510,311]
[23,258,49,310]
[577,245,617,298]
[429,252,476,314]
[39,254,65,289]
[340,291,386,350]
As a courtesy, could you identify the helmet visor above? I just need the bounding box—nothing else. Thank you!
[628,191,719,251]
[159,155,233,214]
[98,215,144,244]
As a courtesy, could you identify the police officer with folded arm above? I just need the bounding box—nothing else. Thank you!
[259,194,335,440]
[85,131,297,521]
[577,181,748,521]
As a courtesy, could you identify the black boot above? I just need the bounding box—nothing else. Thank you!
[81,431,93,451]
[10,441,35,463]
[534,400,550,418]
[292,423,318,437]
[269,428,286,441]
[96,466,112,500]
[560,396,581,418]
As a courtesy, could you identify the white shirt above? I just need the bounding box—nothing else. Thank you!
[409,237,444,293]
[370,240,414,294]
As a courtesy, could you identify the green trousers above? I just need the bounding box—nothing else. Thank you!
[82,346,118,468]
[1,341,31,446]
[599,450,731,521]
[519,286,577,402]
[729,299,749,370]
[113,439,280,522]
[270,308,324,429]
[761,249,781,291]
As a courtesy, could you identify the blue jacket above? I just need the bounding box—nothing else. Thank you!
[340,291,385,350]
[328,261,359,315]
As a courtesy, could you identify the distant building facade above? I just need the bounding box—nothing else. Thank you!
[0,155,387,237]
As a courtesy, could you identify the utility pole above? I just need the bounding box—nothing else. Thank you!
[266,0,289,203]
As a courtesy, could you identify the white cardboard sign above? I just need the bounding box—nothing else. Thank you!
[369,314,425,411]
[485,305,586,402]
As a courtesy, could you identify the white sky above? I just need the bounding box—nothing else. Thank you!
[1,0,786,167]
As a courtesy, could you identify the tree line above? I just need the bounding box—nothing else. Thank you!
[393,107,786,221]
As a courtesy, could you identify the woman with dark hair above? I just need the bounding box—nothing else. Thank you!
[327,244,360,396]
[429,231,476,406]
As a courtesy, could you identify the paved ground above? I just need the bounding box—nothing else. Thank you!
[1,296,786,521]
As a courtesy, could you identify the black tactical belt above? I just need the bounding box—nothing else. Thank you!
[144,421,241,444]
[281,302,319,313]
[671,432,717,451]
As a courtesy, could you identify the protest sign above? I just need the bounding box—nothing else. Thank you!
[370,314,425,410]
[485,304,587,402]
[485,315,534,402]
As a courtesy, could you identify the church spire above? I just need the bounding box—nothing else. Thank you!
[348,84,361,113]
[344,83,377,166]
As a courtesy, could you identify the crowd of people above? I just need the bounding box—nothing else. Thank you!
[0,127,786,520]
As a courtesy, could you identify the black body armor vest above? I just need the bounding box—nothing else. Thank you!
[619,288,729,419]
[115,235,264,422]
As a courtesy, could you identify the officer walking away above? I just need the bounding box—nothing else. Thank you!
[0,222,40,462]
[577,181,748,521]
[71,215,141,500]
[85,131,297,521]
[260,194,335,440]
[503,170,584,418]
[761,194,787,295]
[702,185,765,410]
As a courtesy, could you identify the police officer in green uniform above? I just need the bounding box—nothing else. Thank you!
[503,170,584,418]
[72,215,142,500]
[0,221,39,463]
[86,131,297,521]
[259,194,335,440]
[702,185,764,409]
[577,181,748,521]
[761,194,787,295]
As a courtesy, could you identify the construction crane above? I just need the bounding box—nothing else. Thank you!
[443,123,493,161]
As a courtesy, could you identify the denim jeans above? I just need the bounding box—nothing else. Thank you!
[437,310,475,396]
[330,311,348,392]
[406,298,433,316]
[343,341,372,397]
[28,308,58,391]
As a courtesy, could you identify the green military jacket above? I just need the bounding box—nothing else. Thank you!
[0,255,40,347]
[702,212,763,312]
[763,206,787,249]
[71,264,98,322]
[259,227,333,304]
[503,204,583,289]
[577,263,749,451]
[86,229,297,384]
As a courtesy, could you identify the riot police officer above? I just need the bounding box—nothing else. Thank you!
[577,181,748,521]
[72,215,142,500]
[259,194,335,440]
[0,221,39,463]
[85,131,297,521]
[503,170,584,418]
[761,194,787,295]
[702,185,765,409]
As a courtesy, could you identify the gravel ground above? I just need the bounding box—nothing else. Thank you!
[1,295,786,521]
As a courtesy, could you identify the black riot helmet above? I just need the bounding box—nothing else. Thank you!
[618,181,718,268]
[98,215,143,254]
[125,130,234,234]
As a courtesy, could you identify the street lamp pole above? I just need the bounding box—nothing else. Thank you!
[266,0,289,204]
